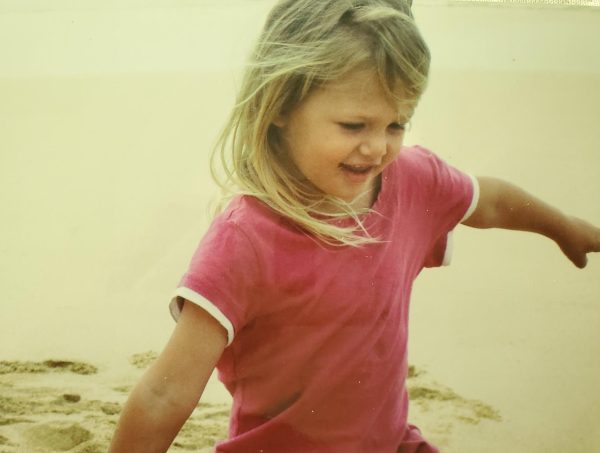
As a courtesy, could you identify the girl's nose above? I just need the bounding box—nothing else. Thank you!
[358,135,387,159]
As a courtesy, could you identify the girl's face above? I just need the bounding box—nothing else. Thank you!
[275,69,412,211]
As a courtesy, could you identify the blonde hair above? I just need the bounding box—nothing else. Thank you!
[211,0,430,246]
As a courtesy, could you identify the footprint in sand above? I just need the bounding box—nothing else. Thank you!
[23,422,92,451]
[0,359,115,452]
[128,351,158,369]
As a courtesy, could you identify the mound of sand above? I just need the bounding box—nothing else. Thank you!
[0,360,97,376]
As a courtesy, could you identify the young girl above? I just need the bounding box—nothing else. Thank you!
[109,0,600,451]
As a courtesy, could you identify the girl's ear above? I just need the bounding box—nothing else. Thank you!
[272,114,287,128]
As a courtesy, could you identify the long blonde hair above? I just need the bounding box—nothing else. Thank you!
[211,0,430,246]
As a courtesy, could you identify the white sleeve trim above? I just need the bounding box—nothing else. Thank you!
[442,174,480,267]
[460,173,480,223]
[170,287,235,346]
[442,231,454,266]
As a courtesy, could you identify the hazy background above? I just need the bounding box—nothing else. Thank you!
[1,1,599,451]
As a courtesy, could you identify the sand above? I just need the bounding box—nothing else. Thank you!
[0,356,229,452]
[0,357,503,452]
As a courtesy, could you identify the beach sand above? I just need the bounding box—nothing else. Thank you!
[0,355,228,452]
[0,357,501,452]
[1,1,599,452]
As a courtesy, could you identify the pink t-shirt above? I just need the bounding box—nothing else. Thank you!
[171,146,478,452]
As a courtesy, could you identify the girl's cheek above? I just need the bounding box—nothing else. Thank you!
[386,145,400,161]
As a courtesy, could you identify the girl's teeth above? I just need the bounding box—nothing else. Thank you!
[354,168,368,173]
[343,165,370,173]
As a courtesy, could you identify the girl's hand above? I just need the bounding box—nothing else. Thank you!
[555,216,600,268]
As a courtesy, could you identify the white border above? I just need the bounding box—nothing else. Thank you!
[170,287,235,346]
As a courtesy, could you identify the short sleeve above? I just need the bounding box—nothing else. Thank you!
[409,146,479,268]
[170,215,261,346]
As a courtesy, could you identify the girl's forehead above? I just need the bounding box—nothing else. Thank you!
[313,70,412,119]
[322,69,384,95]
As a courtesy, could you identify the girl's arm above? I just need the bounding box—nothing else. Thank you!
[108,300,227,453]
[462,176,600,268]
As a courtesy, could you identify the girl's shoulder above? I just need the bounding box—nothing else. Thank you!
[219,195,284,226]
[213,195,298,242]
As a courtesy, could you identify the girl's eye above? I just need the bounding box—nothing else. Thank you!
[389,122,406,131]
[339,123,364,131]
[338,122,406,132]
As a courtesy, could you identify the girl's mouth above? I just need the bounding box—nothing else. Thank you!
[338,163,376,183]
[339,163,374,175]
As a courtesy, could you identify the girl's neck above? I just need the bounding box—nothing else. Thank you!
[317,174,382,215]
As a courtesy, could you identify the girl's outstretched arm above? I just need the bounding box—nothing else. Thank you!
[108,300,227,453]
[462,176,600,268]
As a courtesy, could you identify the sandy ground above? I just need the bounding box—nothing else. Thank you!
[0,355,228,452]
[0,356,502,452]
[1,1,599,452]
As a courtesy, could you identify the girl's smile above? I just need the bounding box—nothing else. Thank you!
[274,69,412,212]
[339,162,378,185]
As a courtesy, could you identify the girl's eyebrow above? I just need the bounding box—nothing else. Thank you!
[336,104,413,122]
[341,114,410,123]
